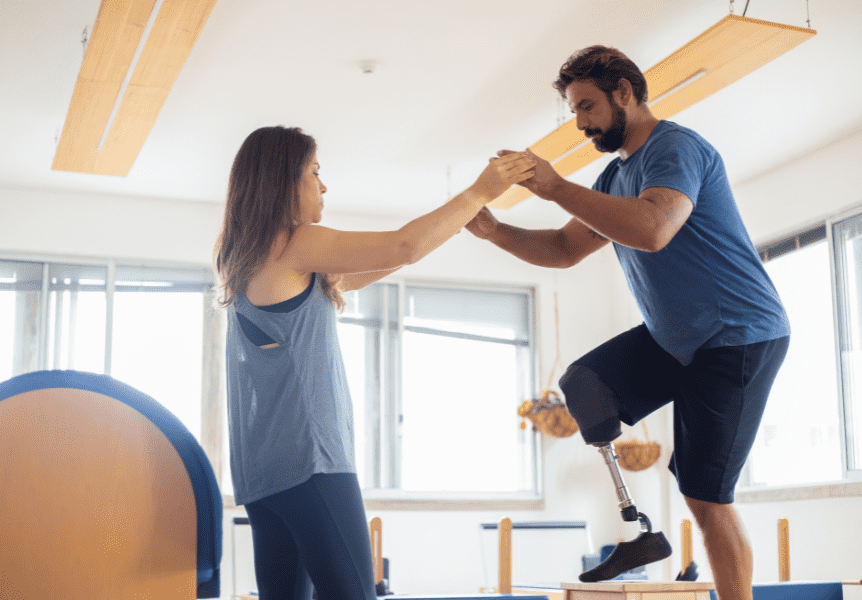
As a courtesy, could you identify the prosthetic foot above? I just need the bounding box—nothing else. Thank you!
[579,442,672,582]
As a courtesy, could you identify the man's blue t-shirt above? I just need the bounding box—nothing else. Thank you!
[592,120,790,365]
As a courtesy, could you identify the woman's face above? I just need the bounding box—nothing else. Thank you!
[296,152,326,224]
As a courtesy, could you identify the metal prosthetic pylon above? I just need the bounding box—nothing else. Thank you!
[597,442,652,532]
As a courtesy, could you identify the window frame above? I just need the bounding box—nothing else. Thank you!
[736,206,862,502]
[223,276,543,510]
[0,251,224,502]
[346,277,544,510]
[2,252,543,510]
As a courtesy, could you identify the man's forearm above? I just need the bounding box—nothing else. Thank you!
[488,223,572,268]
[548,179,658,251]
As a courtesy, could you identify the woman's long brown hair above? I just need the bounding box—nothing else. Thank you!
[214,126,344,310]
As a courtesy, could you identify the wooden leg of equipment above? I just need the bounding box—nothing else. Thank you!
[499,517,513,593]
[681,519,693,572]
[370,516,383,585]
[778,518,790,582]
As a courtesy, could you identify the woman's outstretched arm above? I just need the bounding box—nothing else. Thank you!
[281,152,535,275]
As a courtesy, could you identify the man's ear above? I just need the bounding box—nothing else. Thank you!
[615,78,633,106]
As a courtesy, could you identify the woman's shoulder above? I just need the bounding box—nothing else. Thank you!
[247,237,313,306]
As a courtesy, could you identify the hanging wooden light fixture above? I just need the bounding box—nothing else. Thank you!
[52,0,218,176]
[490,14,816,209]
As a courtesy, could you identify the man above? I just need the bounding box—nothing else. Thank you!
[466,46,790,600]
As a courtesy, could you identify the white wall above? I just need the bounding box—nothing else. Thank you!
[0,185,225,266]
[5,124,862,597]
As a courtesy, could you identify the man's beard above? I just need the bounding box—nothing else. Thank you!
[586,104,627,153]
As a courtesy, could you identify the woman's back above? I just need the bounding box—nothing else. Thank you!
[226,273,355,506]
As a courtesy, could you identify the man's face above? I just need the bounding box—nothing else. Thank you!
[565,80,628,154]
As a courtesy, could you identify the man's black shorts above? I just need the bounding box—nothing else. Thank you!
[571,324,789,504]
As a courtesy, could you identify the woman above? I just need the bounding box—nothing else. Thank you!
[214,125,534,599]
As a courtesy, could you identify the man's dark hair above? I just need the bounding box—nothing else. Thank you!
[553,45,648,105]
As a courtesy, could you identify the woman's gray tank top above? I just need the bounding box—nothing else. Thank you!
[226,275,355,506]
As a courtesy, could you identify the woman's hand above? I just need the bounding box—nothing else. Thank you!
[468,152,536,202]
[464,206,499,240]
[496,149,563,200]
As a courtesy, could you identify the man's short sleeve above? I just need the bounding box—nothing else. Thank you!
[639,129,711,207]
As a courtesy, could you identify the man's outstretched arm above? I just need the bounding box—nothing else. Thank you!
[465,207,610,268]
[504,149,693,252]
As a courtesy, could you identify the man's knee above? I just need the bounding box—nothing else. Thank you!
[684,495,733,527]
[558,364,623,445]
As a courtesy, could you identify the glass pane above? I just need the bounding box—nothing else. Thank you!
[405,285,530,342]
[0,285,12,383]
[746,241,842,486]
[341,284,383,321]
[47,264,106,374]
[221,315,233,497]
[834,216,862,470]
[111,288,204,440]
[338,322,370,487]
[400,331,530,492]
[0,260,43,381]
[223,411,232,496]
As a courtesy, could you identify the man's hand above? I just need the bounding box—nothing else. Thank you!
[464,206,499,240]
[468,151,535,203]
[497,149,563,200]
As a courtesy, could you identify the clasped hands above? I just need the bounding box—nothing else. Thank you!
[464,148,563,240]
[493,148,563,200]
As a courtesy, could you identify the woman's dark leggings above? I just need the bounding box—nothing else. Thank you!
[243,473,377,600]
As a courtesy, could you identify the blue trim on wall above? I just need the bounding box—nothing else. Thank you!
[0,370,222,598]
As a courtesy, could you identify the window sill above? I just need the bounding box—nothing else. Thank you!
[736,479,862,503]
[222,492,545,512]
[362,491,545,511]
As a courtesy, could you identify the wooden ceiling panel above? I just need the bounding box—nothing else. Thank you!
[489,15,816,209]
[53,0,217,176]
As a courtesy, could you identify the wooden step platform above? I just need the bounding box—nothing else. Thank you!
[561,581,715,600]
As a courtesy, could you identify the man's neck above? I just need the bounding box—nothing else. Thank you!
[618,110,661,161]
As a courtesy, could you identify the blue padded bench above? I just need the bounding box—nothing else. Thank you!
[709,581,843,600]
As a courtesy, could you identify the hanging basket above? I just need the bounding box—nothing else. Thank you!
[518,292,579,439]
[518,390,579,438]
[615,421,661,471]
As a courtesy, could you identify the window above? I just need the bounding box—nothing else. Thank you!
[0,260,43,383]
[398,284,536,493]
[110,266,210,440]
[0,257,215,446]
[742,215,862,489]
[833,215,862,471]
[46,263,107,375]
[745,234,842,487]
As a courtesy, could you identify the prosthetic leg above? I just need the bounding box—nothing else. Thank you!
[577,442,672,582]
[558,365,672,582]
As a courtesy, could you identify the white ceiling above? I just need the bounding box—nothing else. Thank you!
[2,0,860,224]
